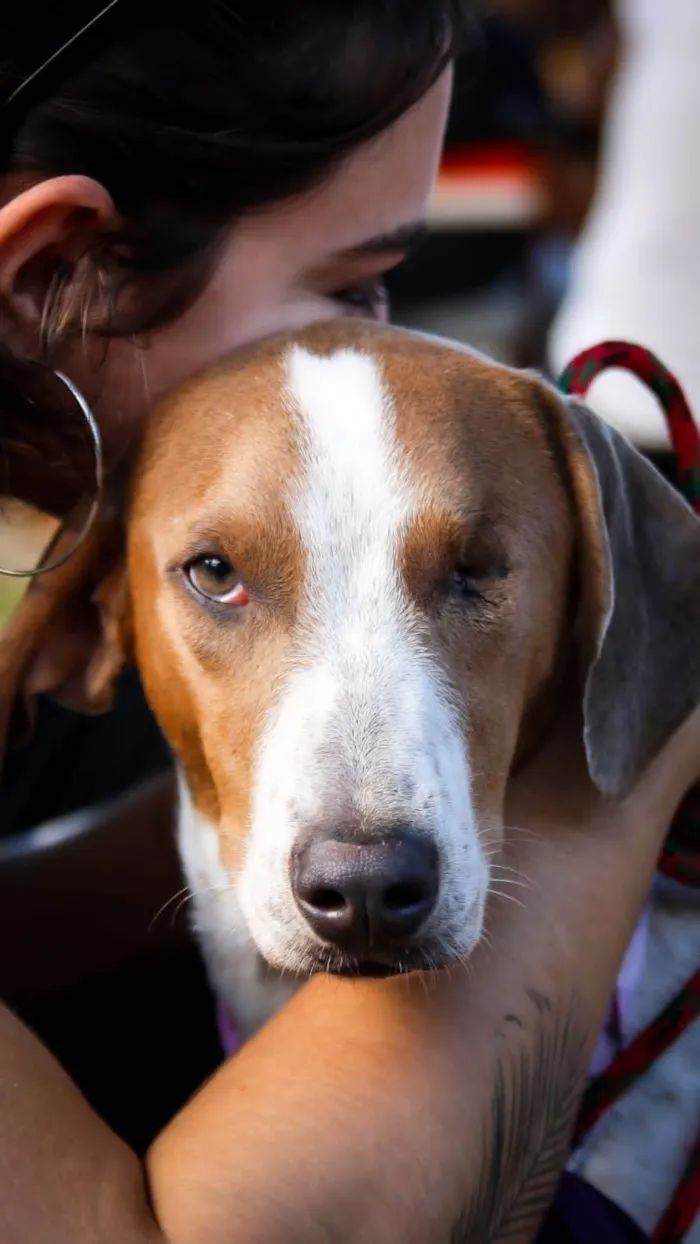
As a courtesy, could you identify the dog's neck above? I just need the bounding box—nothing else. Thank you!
[175,770,299,1035]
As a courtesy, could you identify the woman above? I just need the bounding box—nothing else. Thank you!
[2,5,700,1241]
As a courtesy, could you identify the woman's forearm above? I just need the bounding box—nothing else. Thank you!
[0,773,186,1000]
[0,1001,163,1244]
[148,773,668,1244]
[150,704,700,1244]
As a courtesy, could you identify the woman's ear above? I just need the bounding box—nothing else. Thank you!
[0,175,117,343]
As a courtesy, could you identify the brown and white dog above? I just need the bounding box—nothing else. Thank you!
[3,319,700,1234]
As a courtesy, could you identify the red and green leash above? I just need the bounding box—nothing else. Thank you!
[558,342,700,1244]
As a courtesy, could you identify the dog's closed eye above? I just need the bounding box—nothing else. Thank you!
[445,560,510,605]
[401,509,511,613]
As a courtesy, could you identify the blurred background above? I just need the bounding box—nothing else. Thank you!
[388,0,632,421]
[390,0,612,352]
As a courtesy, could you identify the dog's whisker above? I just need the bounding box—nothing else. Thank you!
[489,873,532,890]
[488,888,526,910]
[501,823,545,844]
[481,851,522,870]
[175,881,245,932]
[482,848,514,863]
[148,885,192,934]
[457,953,477,985]
[485,860,531,883]
[487,865,532,885]
[152,882,235,930]
[171,892,196,925]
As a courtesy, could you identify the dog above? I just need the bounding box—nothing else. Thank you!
[2,319,700,1235]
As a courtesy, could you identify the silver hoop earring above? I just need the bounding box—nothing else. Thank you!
[0,369,103,579]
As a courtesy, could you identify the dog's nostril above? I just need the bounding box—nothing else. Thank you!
[307,887,347,913]
[383,881,425,912]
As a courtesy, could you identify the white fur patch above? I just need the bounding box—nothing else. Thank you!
[177,772,298,1035]
[238,345,487,971]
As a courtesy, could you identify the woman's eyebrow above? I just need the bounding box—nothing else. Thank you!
[338,220,428,259]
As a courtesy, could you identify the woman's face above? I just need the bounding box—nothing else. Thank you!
[69,69,452,452]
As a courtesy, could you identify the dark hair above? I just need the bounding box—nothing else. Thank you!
[4,2,473,339]
[0,2,473,510]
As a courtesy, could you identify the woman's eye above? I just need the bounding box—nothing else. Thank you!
[185,556,249,605]
[333,278,389,320]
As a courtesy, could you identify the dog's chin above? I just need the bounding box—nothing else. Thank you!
[264,943,461,979]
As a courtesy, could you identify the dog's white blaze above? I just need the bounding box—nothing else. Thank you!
[239,346,487,967]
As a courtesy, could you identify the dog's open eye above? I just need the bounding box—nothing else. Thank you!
[185,556,249,606]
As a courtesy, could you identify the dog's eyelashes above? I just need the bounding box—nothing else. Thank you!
[447,561,509,604]
[449,566,488,602]
[185,555,250,606]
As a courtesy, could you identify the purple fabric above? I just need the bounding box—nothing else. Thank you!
[217,1006,243,1057]
[590,906,649,1075]
[538,1172,649,1244]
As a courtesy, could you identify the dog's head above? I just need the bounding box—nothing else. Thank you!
[4,321,700,980]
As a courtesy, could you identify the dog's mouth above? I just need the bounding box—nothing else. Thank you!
[352,962,395,979]
[301,945,453,979]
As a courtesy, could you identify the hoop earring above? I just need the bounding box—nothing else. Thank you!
[0,369,103,579]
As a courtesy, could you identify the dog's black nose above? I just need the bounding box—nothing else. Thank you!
[291,832,438,957]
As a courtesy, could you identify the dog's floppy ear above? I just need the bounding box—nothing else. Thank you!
[0,515,133,768]
[537,381,700,798]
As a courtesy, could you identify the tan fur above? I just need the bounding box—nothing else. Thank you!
[6,318,699,943]
[127,361,305,850]
[0,321,582,863]
[123,325,575,861]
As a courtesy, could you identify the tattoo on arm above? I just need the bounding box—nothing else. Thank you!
[449,990,590,1244]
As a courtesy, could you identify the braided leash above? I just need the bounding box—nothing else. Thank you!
[558,342,700,1243]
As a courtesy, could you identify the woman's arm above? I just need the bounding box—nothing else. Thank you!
[3,702,699,1244]
[150,705,693,1244]
[0,1000,163,1244]
[0,773,186,1001]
